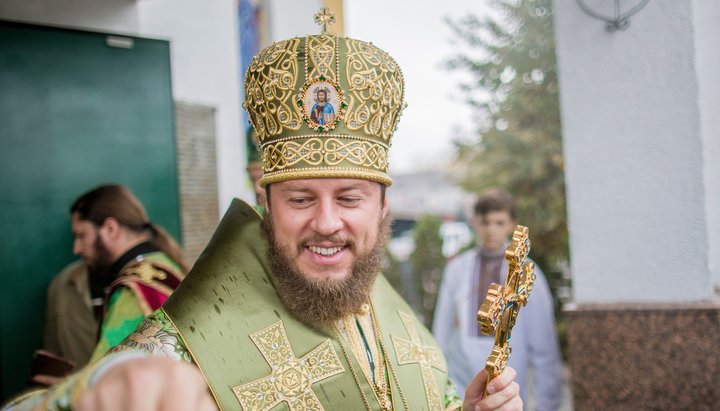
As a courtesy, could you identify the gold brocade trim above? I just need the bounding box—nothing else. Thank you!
[113,277,174,306]
[258,167,393,188]
[331,303,410,411]
[232,320,344,411]
[333,307,389,408]
[343,38,404,142]
[391,311,446,411]
[260,133,389,149]
[120,315,191,363]
[113,259,179,316]
[263,137,388,172]
[145,260,187,280]
[124,261,167,283]
[369,305,410,411]
[161,307,223,410]
[244,38,303,141]
[332,326,373,411]
[335,316,373,384]
[332,317,393,411]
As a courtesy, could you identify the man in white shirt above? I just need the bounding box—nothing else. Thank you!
[433,188,564,411]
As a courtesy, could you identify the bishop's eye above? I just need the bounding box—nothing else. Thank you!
[338,197,361,205]
[289,198,310,205]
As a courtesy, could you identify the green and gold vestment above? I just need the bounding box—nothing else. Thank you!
[5,200,462,411]
[135,199,460,410]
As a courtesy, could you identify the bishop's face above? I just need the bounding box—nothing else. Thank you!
[263,178,390,324]
[266,178,388,283]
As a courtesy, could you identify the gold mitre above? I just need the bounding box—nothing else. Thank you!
[243,9,405,187]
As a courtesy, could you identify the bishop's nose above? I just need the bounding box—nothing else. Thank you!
[310,200,343,236]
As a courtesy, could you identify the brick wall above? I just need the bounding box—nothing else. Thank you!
[175,101,219,265]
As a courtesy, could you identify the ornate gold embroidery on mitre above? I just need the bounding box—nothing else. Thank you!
[263,136,388,173]
[343,38,404,141]
[243,19,404,187]
[306,35,338,82]
[244,38,303,141]
[232,321,344,411]
[391,311,446,411]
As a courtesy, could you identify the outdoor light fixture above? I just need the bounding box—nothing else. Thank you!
[576,0,650,31]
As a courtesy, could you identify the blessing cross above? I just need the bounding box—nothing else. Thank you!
[476,225,536,397]
[314,8,336,35]
[391,311,446,411]
[233,321,345,411]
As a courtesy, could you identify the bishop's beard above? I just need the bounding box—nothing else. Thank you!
[261,213,391,325]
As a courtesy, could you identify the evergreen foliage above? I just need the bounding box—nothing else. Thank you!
[446,0,569,292]
[408,215,446,327]
[382,246,405,296]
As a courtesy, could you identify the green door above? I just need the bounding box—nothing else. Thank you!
[0,21,181,400]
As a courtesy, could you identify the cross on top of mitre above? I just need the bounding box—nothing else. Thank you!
[314,8,336,35]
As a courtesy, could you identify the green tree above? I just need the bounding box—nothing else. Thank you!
[382,246,405,296]
[408,215,446,328]
[446,0,568,293]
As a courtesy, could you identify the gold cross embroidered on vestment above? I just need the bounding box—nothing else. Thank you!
[391,311,446,411]
[233,321,344,410]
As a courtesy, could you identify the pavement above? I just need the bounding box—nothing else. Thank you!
[525,365,575,411]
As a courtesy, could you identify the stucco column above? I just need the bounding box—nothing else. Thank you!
[553,0,719,408]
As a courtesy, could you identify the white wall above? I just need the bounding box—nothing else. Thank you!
[266,0,322,42]
[0,0,253,212]
[692,0,720,289]
[0,0,138,33]
[554,0,713,303]
[136,0,250,211]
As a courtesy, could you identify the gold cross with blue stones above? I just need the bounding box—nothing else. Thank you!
[314,8,336,35]
[233,321,344,411]
[391,311,446,411]
[477,225,536,396]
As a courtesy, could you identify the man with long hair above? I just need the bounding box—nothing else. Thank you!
[68,184,187,360]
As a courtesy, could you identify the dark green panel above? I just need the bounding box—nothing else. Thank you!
[0,21,180,400]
